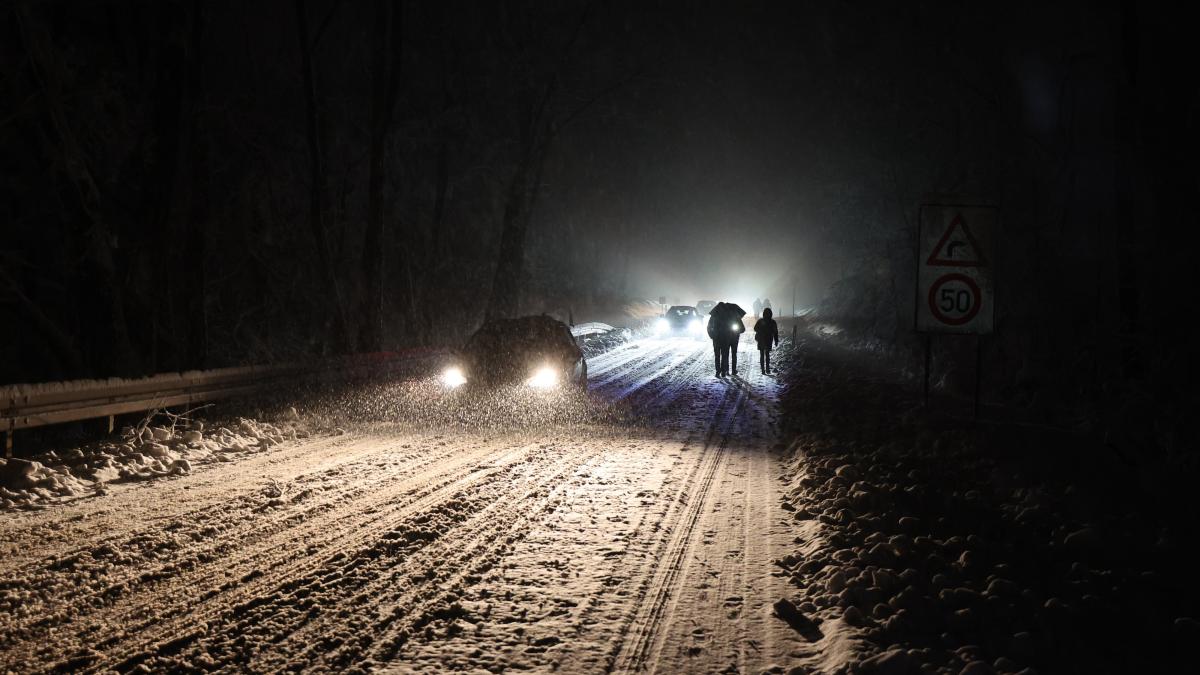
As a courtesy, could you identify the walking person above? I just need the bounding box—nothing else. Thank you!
[707,302,746,377]
[726,306,745,376]
[754,307,779,374]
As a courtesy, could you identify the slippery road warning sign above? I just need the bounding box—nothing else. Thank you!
[916,205,997,334]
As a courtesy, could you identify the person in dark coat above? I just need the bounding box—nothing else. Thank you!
[754,307,780,374]
[707,302,746,377]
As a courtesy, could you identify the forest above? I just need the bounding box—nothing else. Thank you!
[2,0,1196,464]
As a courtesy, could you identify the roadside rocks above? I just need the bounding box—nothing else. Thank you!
[776,426,1182,675]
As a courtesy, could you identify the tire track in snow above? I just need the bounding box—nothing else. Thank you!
[2,436,543,673]
[251,443,608,671]
[87,439,546,673]
[0,433,472,627]
[608,384,748,673]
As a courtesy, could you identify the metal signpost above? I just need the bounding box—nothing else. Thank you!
[915,203,998,416]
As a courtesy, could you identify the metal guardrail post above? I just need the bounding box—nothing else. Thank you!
[4,430,11,458]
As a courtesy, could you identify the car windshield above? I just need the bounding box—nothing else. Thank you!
[667,306,695,317]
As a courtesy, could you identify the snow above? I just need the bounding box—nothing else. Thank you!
[0,330,1187,673]
[570,321,616,337]
[771,332,1196,674]
[0,410,310,510]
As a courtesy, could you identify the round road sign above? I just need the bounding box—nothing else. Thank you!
[927,273,982,326]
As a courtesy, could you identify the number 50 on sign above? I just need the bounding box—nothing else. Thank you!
[915,205,997,334]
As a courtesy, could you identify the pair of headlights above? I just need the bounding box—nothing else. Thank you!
[440,365,560,389]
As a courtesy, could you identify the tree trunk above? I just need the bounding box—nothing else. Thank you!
[183,0,209,368]
[361,0,403,352]
[16,4,139,376]
[294,0,349,353]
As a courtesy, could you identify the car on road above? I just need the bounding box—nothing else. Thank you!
[695,300,717,317]
[653,305,705,338]
[441,315,587,390]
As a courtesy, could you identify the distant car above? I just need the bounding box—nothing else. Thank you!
[653,305,705,337]
[441,315,587,390]
[696,300,717,316]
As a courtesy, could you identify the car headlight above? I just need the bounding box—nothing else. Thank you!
[441,366,467,388]
[689,318,702,333]
[526,366,559,388]
[653,318,669,334]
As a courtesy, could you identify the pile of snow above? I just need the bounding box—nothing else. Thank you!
[0,409,310,510]
[574,324,633,358]
[773,353,1196,674]
[570,321,616,337]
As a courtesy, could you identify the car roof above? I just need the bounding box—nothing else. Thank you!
[667,305,696,312]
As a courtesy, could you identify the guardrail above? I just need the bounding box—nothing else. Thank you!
[0,349,444,456]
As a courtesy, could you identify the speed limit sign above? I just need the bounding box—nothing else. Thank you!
[916,205,997,334]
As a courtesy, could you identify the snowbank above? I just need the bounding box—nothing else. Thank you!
[0,410,310,510]
[570,321,616,337]
[773,341,1196,674]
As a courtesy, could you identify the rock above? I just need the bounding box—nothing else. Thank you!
[889,534,914,555]
[898,516,921,532]
[872,603,894,620]
[872,569,897,591]
[835,465,860,481]
[827,570,847,594]
[958,661,994,675]
[182,430,203,444]
[843,605,866,626]
[772,598,821,637]
[867,543,898,567]
[939,587,982,609]
[986,578,1019,598]
[1063,527,1100,552]
[0,459,43,489]
[883,609,911,639]
[799,559,825,574]
[151,426,171,441]
[992,657,1019,673]
[859,649,911,675]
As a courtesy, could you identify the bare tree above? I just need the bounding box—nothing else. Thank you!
[294,0,350,353]
[360,0,405,352]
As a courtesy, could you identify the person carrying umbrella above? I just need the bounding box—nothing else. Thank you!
[707,301,746,377]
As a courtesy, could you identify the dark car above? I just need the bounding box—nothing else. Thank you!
[653,305,705,337]
[695,300,717,316]
[442,315,587,390]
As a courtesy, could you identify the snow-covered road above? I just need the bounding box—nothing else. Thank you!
[1,337,809,673]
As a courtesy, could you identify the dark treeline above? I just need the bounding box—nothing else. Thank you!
[1,0,647,384]
[802,1,1198,465]
[2,0,1198,469]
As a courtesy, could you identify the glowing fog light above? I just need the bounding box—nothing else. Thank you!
[653,318,669,334]
[441,366,467,388]
[689,318,703,333]
[527,366,559,388]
